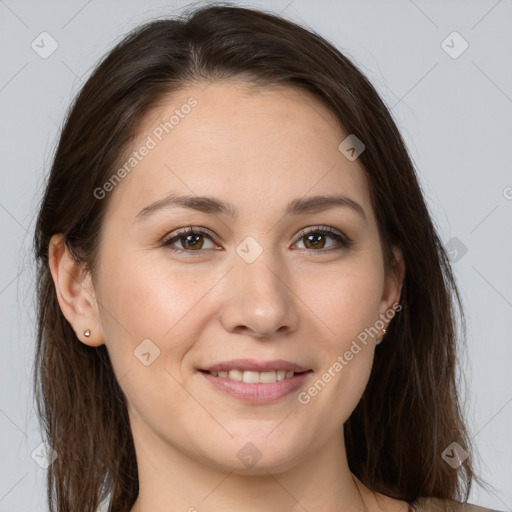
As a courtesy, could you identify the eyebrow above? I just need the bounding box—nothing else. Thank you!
[134,192,367,223]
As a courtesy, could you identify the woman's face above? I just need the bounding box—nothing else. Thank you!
[88,81,403,473]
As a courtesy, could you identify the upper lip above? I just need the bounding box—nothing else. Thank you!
[200,358,311,373]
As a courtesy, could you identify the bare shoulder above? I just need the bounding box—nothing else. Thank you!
[412,497,504,512]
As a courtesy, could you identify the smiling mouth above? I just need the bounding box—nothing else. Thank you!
[198,369,312,384]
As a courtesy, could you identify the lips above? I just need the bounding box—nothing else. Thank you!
[199,368,313,403]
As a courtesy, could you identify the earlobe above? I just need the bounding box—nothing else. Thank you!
[48,233,104,347]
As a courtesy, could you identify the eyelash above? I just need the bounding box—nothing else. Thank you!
[161,225,354,255]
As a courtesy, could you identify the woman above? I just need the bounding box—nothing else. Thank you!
[32,4,503,512]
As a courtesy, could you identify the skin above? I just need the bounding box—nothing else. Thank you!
[49,80,407,512]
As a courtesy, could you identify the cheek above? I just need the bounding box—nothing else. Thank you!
[296,261,381,413]
[95,253,211,426]
[95,248,212,373]
[301,259,383,345]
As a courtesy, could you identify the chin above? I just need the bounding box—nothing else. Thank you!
[196,434,306,475]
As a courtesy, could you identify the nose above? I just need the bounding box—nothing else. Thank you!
[218,249,300,339]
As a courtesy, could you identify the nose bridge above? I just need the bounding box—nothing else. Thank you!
[234,234,289,308]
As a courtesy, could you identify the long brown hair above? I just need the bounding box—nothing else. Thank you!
[33,4,492,511]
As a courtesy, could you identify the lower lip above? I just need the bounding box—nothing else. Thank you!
[199,370,313,404]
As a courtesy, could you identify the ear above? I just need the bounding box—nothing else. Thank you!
[379,244,405,320]
[48,233,104,347]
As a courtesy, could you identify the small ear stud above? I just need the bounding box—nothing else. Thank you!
[84,329,91,337]
[376,327,387,345]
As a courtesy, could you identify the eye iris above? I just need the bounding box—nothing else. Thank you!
[304,233,326,249]
[182,233,203,250]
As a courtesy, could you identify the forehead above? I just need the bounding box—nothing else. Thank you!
[103,80,373,225]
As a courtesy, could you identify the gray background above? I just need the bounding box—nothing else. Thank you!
[1,0,511,510]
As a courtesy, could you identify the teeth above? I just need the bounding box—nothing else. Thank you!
[276,370,286,381]
[226,369,243,381]
[208,369,298,383]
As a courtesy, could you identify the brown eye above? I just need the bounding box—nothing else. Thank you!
[177,233,205,250]
[293,226,353,252]
[302,232,329,249]
[162,227,218,253]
